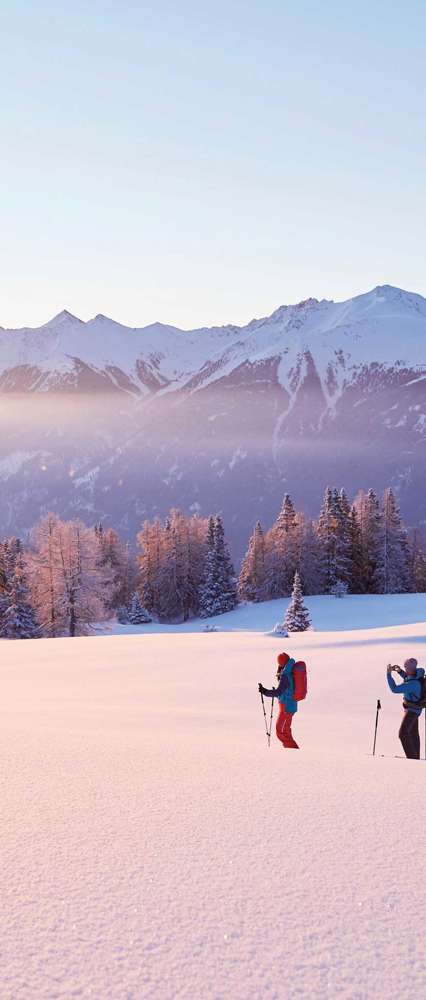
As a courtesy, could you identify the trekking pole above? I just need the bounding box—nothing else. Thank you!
[372,699,381,756]
[268,695,275,748]
[259,689,271,746]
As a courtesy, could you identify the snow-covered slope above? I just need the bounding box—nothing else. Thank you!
[2,609,426,999]
[106,591,426,634]
[1,285,426,396]
[1,285,426,554]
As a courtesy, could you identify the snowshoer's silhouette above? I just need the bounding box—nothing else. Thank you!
[387,659,424,759]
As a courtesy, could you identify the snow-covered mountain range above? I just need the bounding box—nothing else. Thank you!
[1,284,426,555]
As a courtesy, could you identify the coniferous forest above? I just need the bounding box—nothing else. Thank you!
[1,487,425,638]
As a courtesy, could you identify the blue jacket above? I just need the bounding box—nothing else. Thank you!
[262,659,298,714]
[387,668,424,715]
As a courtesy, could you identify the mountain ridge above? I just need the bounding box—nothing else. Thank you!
[1,284,426,400]
[1,283,426,556]
[3,283,425,334]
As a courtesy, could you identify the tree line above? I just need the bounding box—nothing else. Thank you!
[238,487,426,602]
[0,487,425,638]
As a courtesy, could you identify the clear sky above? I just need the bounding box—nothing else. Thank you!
[1,0,425,330]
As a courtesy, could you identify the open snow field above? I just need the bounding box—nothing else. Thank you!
[2,597,426,999]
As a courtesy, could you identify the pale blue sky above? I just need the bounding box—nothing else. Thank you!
[1,1,425,329]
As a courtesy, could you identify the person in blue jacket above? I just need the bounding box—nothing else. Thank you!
[387,658,424,759]
[258,652,299,749]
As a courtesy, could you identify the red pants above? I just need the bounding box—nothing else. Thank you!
[276,703,299,748]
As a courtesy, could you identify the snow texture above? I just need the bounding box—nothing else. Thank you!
[2,595,426,999]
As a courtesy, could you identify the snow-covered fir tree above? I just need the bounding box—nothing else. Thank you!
[335,489,353,586]
[199,515,237,617]
[353,489,383,593]
[128,591,152,624]
[316,487,353,593]
[238,521,266,601]
[265,494,298,597]
[284,571,311,632]
[408,529,426,592]
[316,487,340,592]
[295,513,323,595]
[1,553,40,639]
[376,488,410,593]
[348,505,364,593]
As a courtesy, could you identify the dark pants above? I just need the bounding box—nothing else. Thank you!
[399,711,420,759]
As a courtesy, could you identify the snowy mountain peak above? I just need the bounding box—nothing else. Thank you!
[92,313,112,324]
[44,309,83,327]
[295,297,320,309]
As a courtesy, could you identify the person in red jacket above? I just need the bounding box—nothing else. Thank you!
[259,652,299,749]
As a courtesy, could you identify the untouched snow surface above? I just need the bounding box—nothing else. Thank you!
[107,592,426,635]
[2,608,426,998]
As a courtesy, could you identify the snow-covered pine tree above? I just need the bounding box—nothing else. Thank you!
[213,516,237,613]
[377,488,410,593]
[199,515,237,617]
[1,553,40,639]
[265,494,298,597]
[316,486,340,592]
[128,591,152,624]
[294,513,323,595]
[348,505,364,593]
[0,540,11,630]
[238,521,266,601]
[199,517,219,618]
[335,489,353,587]
[408,529,426,592]
[284,571,311,632]
[353,489,383,593]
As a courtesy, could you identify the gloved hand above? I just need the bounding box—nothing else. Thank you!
[258,682,263,694]
[386,664,393,674]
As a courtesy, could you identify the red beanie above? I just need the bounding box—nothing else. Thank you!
[277,652,290,667]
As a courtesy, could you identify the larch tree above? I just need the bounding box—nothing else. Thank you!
[29,515,112,636]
